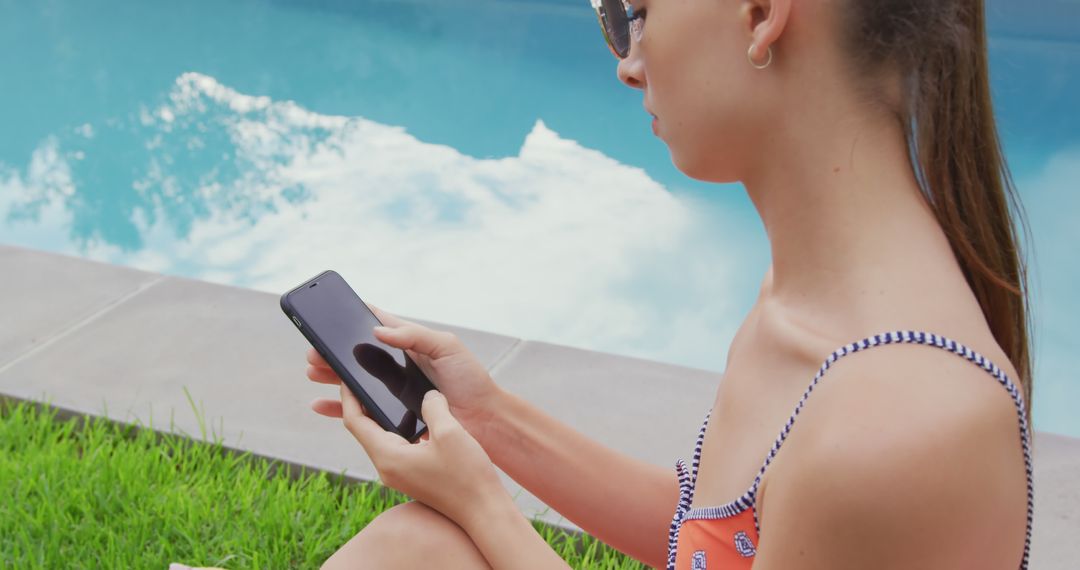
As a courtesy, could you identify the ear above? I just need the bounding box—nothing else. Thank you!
[740,0,792,62]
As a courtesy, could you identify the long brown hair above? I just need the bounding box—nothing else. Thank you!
[841,0,1033,418]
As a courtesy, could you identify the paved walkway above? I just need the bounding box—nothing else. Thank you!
[1,243,1076,568]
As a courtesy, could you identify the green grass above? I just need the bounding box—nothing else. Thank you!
[0,398,646,569]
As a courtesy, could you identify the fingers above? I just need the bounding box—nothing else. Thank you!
[367,303,412,328]
[305,347,339,385]
[306,347,329,368]
[310,397,343,418]
[339,383,404,454]
[419,390,459,436]
[306,365,341,385]
[373,324,458,360]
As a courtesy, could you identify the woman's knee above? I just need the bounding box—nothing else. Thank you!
[321,502,490,569]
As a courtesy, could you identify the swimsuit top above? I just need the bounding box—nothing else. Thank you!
[666,331,1034,570]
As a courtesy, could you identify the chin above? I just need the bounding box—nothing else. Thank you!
[669,148,737,184]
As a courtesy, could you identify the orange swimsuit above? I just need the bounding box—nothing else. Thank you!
[666,331,1034,570]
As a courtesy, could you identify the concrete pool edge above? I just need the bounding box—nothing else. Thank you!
[1,243,1077,568]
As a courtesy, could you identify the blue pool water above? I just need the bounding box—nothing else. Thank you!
[1,0,1077,435]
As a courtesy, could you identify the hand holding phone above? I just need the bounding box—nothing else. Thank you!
[283,270,439,441]
[284,271,502,442]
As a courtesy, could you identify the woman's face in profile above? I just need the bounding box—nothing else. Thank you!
[615,0,800,183]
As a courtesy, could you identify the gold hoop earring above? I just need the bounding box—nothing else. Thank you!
[747,44,772,70]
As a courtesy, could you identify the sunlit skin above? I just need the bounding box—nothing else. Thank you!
[306,0,1030,568]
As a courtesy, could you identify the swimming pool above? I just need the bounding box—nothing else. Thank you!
[1,0,1077,435]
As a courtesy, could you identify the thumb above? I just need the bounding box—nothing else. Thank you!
[420,390,458,436]
[374,324,456,360]
[339,383,403,454]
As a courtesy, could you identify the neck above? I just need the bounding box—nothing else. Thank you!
[741,108,972,325]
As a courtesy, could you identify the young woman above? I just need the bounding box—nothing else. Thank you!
[305,0,1034,567]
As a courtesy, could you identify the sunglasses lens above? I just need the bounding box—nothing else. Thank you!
[600,0,630,58]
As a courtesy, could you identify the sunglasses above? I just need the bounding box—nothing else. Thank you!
[590,0,645,59]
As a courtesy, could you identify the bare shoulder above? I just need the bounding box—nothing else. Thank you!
[752,338,1029,569]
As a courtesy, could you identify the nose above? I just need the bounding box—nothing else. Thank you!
[616,47,646,90]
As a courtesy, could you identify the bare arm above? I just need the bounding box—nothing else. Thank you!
[462,489,573,570]
[476,388,679,568]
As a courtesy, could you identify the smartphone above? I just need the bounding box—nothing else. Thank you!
[281,270,434,442]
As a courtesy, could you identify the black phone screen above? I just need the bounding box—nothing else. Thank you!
[284,271,434,441]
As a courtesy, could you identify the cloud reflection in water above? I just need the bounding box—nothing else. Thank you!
[0,72,749,374]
